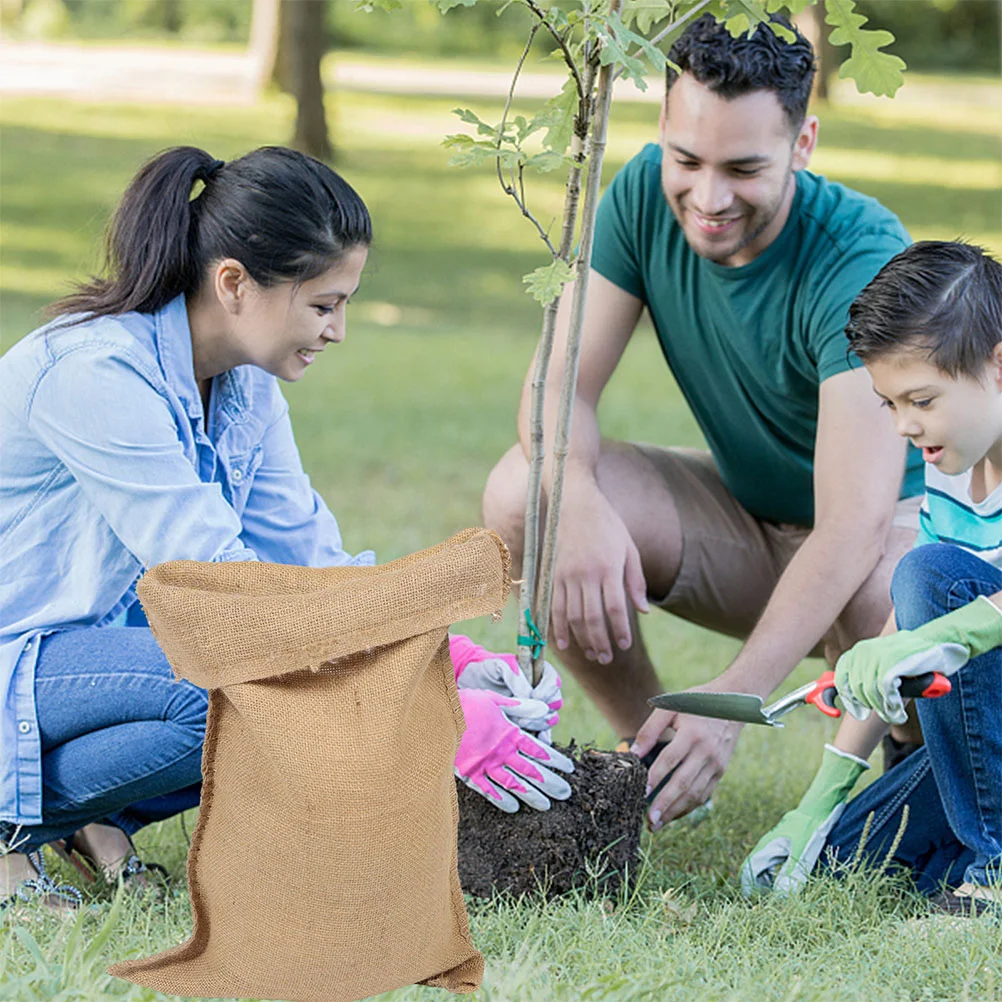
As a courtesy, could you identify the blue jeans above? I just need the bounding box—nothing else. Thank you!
[2,613,206,853]
[824,543,1002,891]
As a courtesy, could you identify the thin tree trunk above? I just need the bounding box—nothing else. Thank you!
[282,0,333,161]
[517,57,598,685]
[529,0,621,684]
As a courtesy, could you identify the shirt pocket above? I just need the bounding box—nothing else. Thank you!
[225,445,263,517]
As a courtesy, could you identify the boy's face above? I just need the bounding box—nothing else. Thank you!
[866,351,1002,476]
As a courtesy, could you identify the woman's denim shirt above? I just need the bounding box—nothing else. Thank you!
[0,295,373,825]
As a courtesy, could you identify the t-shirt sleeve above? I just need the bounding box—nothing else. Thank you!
[809,229,910,384]
[591,155,646,301]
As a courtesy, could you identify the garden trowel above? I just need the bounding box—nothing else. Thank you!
[648,669,951,728]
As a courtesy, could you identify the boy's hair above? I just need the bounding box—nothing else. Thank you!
[846,241,1002,380]
[665,13,816,129]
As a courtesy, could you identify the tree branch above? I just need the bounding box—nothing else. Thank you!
[523,0,586,101]
[494,22,559,258]
[611,0,714,83]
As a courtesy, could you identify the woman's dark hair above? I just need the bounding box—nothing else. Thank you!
[666,13,816,129]
[846,241,1002,380]
[48,145,371,320]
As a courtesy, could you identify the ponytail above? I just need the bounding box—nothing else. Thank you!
[48,145,371,321]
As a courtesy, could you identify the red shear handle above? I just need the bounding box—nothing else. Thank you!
[805,671,842,718]
[899,672,952,699]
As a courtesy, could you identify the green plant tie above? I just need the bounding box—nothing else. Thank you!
[517,610,546,660]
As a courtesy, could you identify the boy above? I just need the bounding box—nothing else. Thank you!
[741,241,1002,915]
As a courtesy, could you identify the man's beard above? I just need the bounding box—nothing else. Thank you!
[684,163,794,265]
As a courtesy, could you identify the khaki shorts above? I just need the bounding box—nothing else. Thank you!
[634,445,922,646]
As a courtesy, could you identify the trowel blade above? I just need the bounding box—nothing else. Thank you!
[647,690,780,726]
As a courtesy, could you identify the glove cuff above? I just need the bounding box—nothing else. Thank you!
[919,595,1002,660]
[449,634,489,681]
[823,743,871,771]
[799,744,868,814]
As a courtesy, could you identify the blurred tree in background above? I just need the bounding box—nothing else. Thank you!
[5,1,1000,78]
[857,0,1000,75]
[251,0,333,160]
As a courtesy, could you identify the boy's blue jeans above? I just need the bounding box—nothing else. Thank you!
[2,615,205,854]
[823,543,1002,891]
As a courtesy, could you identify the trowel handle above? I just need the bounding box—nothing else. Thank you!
[805,671,842,718]
[899,672,952,699]
[808,669,952,719]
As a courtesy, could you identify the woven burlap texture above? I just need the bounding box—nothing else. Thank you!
[108,528,510,1002]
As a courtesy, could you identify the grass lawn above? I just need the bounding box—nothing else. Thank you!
[2,60,1001,1001]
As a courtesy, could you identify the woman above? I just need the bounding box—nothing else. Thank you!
[0,146,569,913]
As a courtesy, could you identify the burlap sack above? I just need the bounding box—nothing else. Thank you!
[108,528,510,1002]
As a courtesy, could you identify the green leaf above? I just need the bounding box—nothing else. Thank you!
[824,0,905,97]
[718,0,771,37]
[621,0,674,35]
[766,19,796,42]
[766,0,814,15]
[524,150,569,173]
[538,78,578,155]
[597,12,667,91]
[452,107,499,139]
[354,0,403,11]
[523,258,575,305]
[442,135,522,170]
[434,0,477,11]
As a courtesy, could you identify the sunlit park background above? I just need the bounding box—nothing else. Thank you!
[2,1,1002,999]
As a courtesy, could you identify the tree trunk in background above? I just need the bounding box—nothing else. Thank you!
[249,0,282,93]
[250,0,333,160]
[282,0,334,161]
[797,3,840,102]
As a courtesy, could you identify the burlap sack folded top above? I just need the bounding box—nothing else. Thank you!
[108,528,510,1002]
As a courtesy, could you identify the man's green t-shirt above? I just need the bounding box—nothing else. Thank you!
[592,143,924,526]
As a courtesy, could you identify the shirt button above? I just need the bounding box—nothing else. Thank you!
[232,469,243,482]
[18,721,31,734]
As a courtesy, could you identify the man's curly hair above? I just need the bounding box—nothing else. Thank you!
[666,13,816,128]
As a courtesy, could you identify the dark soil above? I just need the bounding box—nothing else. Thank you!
[456,743,647,899]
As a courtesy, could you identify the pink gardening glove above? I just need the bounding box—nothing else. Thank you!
[455,688,574,813]
[449,634,562,741]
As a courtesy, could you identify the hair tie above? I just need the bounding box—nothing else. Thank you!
[204,158,225,180]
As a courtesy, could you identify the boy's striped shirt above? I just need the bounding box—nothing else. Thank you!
[917,464,1002,570]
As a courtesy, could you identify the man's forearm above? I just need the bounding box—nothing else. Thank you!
[717,522,890,698]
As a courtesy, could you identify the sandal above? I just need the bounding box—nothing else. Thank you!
[1,849,82,918]
[50,827,170,894]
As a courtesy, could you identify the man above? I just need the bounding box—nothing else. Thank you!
[482,14,924,828]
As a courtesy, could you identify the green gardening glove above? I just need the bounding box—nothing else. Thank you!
[835,596,1002,725]
[740,744,869,898]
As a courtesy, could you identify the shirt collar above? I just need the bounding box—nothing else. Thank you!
[155,294,204,421]
[154,294,249,425]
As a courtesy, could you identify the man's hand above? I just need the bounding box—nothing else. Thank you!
[835,595,1002,724]
[633,683,743,826]
[740,744,869,897]
[550,485,649,664]
[455,688,575,813]
[450,634,562,741]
